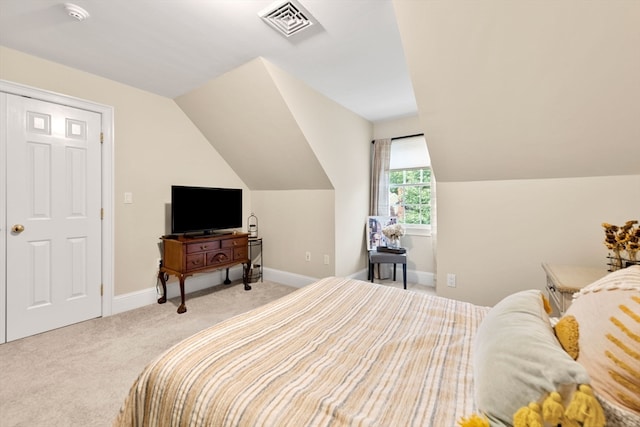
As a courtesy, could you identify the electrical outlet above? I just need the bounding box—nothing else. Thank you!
[305,251,311,262]
[447,273,456,287]
[323,254,329,265]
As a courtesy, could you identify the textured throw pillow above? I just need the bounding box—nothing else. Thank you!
[472,289,604,427]
[562,265,640,426]
[554,315,580,360]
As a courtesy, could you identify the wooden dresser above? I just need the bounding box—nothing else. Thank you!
[541,263,607,316]
[158,232,250,313]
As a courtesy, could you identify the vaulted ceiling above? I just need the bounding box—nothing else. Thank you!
[393,0,640,182]
[175,57,333,191]
[0,0,416,122]
[1,1,638,186]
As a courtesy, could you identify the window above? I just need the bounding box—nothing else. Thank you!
[388,135,431,230]
[389,168,431,226]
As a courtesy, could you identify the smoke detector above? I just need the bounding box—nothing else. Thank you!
[64,3,90,21]
[258,0,316,38]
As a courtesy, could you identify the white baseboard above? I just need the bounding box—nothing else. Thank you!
[262,268,434,288]
[413,270,435,286]
[110,266,435,315]
[262,268,318,288]
[349,268,434,287]
[111,266,245,314]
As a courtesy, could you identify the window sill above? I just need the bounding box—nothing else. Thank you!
[404,225,432,237]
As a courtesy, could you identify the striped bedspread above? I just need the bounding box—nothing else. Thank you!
[114,277,489,427]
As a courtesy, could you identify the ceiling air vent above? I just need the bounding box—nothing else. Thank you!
[258,0,316,38]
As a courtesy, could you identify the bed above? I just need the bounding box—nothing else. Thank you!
[114,276,488,426]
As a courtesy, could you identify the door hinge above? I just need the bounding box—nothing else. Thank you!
[101,208,104,220]
[101,284,104,296]
[100,132,104,144]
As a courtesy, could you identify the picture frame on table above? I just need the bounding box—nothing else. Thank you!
[366,216,397,250]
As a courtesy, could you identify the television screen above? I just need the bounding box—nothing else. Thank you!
[171,186,242,235]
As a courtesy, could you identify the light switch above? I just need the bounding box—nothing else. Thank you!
[124,192,133,204]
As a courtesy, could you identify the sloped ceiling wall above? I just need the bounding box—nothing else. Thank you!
[175,57,333,191]
[393,0,640,183]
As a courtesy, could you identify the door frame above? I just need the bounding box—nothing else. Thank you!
[0,80,114,343]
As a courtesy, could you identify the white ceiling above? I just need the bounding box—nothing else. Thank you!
[0,0,417,122]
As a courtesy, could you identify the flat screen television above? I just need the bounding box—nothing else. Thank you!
[171,185,242,236]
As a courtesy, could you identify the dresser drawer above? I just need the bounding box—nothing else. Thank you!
[206,249,233,266]
[234,246,248,260]
[185,253,206,271]
[221,237,247,249]
[186,240,220,254]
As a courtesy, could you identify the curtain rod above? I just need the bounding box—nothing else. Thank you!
[371,133,424,144]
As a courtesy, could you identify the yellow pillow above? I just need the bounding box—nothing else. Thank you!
[554,315,579,360]
[563,265,640,424]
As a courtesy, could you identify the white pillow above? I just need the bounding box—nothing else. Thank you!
[473,290,591,426]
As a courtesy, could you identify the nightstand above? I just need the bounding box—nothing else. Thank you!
[541,263,607,316]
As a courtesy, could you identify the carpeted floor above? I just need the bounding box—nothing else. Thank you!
[0,278,433,426]
[0,280,296,427]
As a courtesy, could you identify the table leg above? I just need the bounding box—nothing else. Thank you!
[177,276,187,314]
[157,269,167,304]
[224,268,231,285]
[243,263,252,291]
[403,264,407,289]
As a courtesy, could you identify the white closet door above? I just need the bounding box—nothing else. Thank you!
[5,93,102,341]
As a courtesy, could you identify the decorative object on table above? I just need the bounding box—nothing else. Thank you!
[366,216,398,250]
[382,223,405,249]
[377,246,406,254]
[602,220,640,270]
[247,213,258,238]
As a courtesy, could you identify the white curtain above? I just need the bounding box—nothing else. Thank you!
[369,138,392,280]
[369,138,392,216]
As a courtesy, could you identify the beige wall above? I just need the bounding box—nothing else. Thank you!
[373,115,435,276]
[0,47,248,296]
[10,42,633,310]
[251,190,335,278]
[1,47,374,299]
[373,115,422,140]
[178,57,373,279]
[436,175,640,306]
[266,62,372,277]
[393,1,640,304]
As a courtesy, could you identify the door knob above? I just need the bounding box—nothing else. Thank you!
[11,224,25,233]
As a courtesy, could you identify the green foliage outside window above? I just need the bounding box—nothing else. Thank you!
[389,168,431,225]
